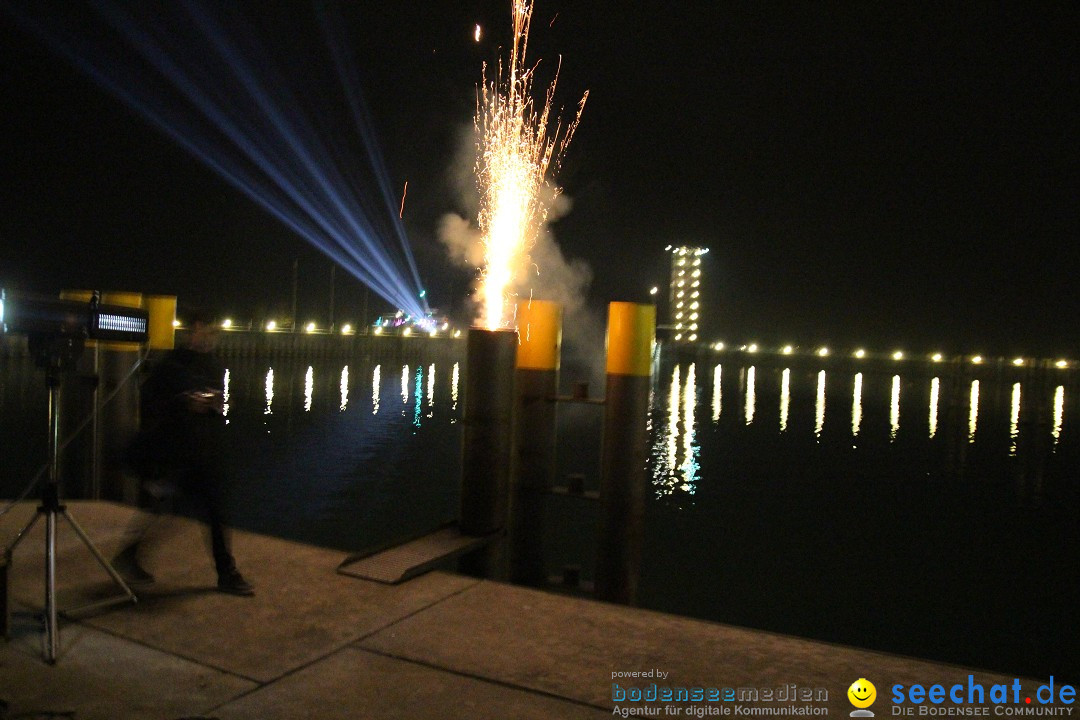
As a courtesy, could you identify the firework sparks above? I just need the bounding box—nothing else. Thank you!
[474,0,587,329]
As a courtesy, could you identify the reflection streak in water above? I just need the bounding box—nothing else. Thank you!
[712,364,722,422]
[929,377,940,439]
[851,372,863,437]
[223,369,231,422]
[744,366,756,426]
[969,380,980,443]
[372,365,381,415]
[264,368,274,416]
[413,366,423,427]
[451,362,460,421]
[681,364,699,494]
[427,364,436,410]
[339,366,349,412]
[890,375,900,442]
[1053,385,1065,448]
[1009,382,1021,456]
[814,371,826,439]
[779,368,790,433]
[304,366,314,412]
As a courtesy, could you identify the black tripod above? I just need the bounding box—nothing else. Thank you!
[4,334,137,663]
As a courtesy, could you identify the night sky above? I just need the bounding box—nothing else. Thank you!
[1,2,1077,356]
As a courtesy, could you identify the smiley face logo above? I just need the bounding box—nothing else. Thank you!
[848,678,877,709]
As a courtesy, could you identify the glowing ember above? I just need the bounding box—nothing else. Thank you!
[475,0,587,329]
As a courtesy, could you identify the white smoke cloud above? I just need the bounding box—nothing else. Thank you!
[437,122,604,384]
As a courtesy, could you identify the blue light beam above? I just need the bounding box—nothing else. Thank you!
[6,0,430,320]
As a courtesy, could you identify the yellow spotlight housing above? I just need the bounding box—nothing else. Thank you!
[818,347,829,357]
[782,345,793,355]
[854,349,866,359]
[747,343,758,353]
[931,353,943,362]
[1012,358,1024,366]
[1056,360,1068,369]
[892,351,904,360]
[971,355,983,365]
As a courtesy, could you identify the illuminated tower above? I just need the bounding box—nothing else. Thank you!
[668,245,709,343]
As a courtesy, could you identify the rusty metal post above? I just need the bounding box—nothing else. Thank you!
[596,302,655,604]
[459,328,517,578]
[510,300,562,586]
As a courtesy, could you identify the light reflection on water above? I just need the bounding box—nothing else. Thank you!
[223,369,231,422]
[889,375,900,442]
[929,377,940,438]
[264,367,274,416]
[852,372,863,437]
[681,364,699,494]
[1053,385,1065,448]
[304,366,314,412]
[648,360,1074,499]
[652,364,702,497]
[712,365,722,422]
[744,366,756,426]
[814,370,826,440]
[372,364,381,415]
[779,368,790,433]
[412,366,423,428]
[450,362,460,421]
[339,366,349,412]
[1009,383,1021,456]
[969,380,980,443]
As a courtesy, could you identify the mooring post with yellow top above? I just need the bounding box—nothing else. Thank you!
[510,300,563,586]
[459,326,518,579]
[597,301,655,604]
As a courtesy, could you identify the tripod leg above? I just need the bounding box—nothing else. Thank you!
[60,508,137,608]
[44,509,58,664]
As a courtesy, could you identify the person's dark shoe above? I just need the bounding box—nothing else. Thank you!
[217,569,254,596]
[111,547,155,586]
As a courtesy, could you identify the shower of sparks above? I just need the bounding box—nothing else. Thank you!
[474,0,588,329]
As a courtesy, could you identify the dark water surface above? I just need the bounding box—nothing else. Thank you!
[2,345,1078,679]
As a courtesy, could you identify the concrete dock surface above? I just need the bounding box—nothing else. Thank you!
[0,501,1073,719]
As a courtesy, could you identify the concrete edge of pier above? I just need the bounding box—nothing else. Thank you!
[0,501,1073,720]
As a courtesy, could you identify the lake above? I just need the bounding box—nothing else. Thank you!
[2,342,1077,680]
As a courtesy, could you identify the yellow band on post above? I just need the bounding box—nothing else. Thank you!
[605,302,655,377]
[142,295,176,350]
[516,300,562,371]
